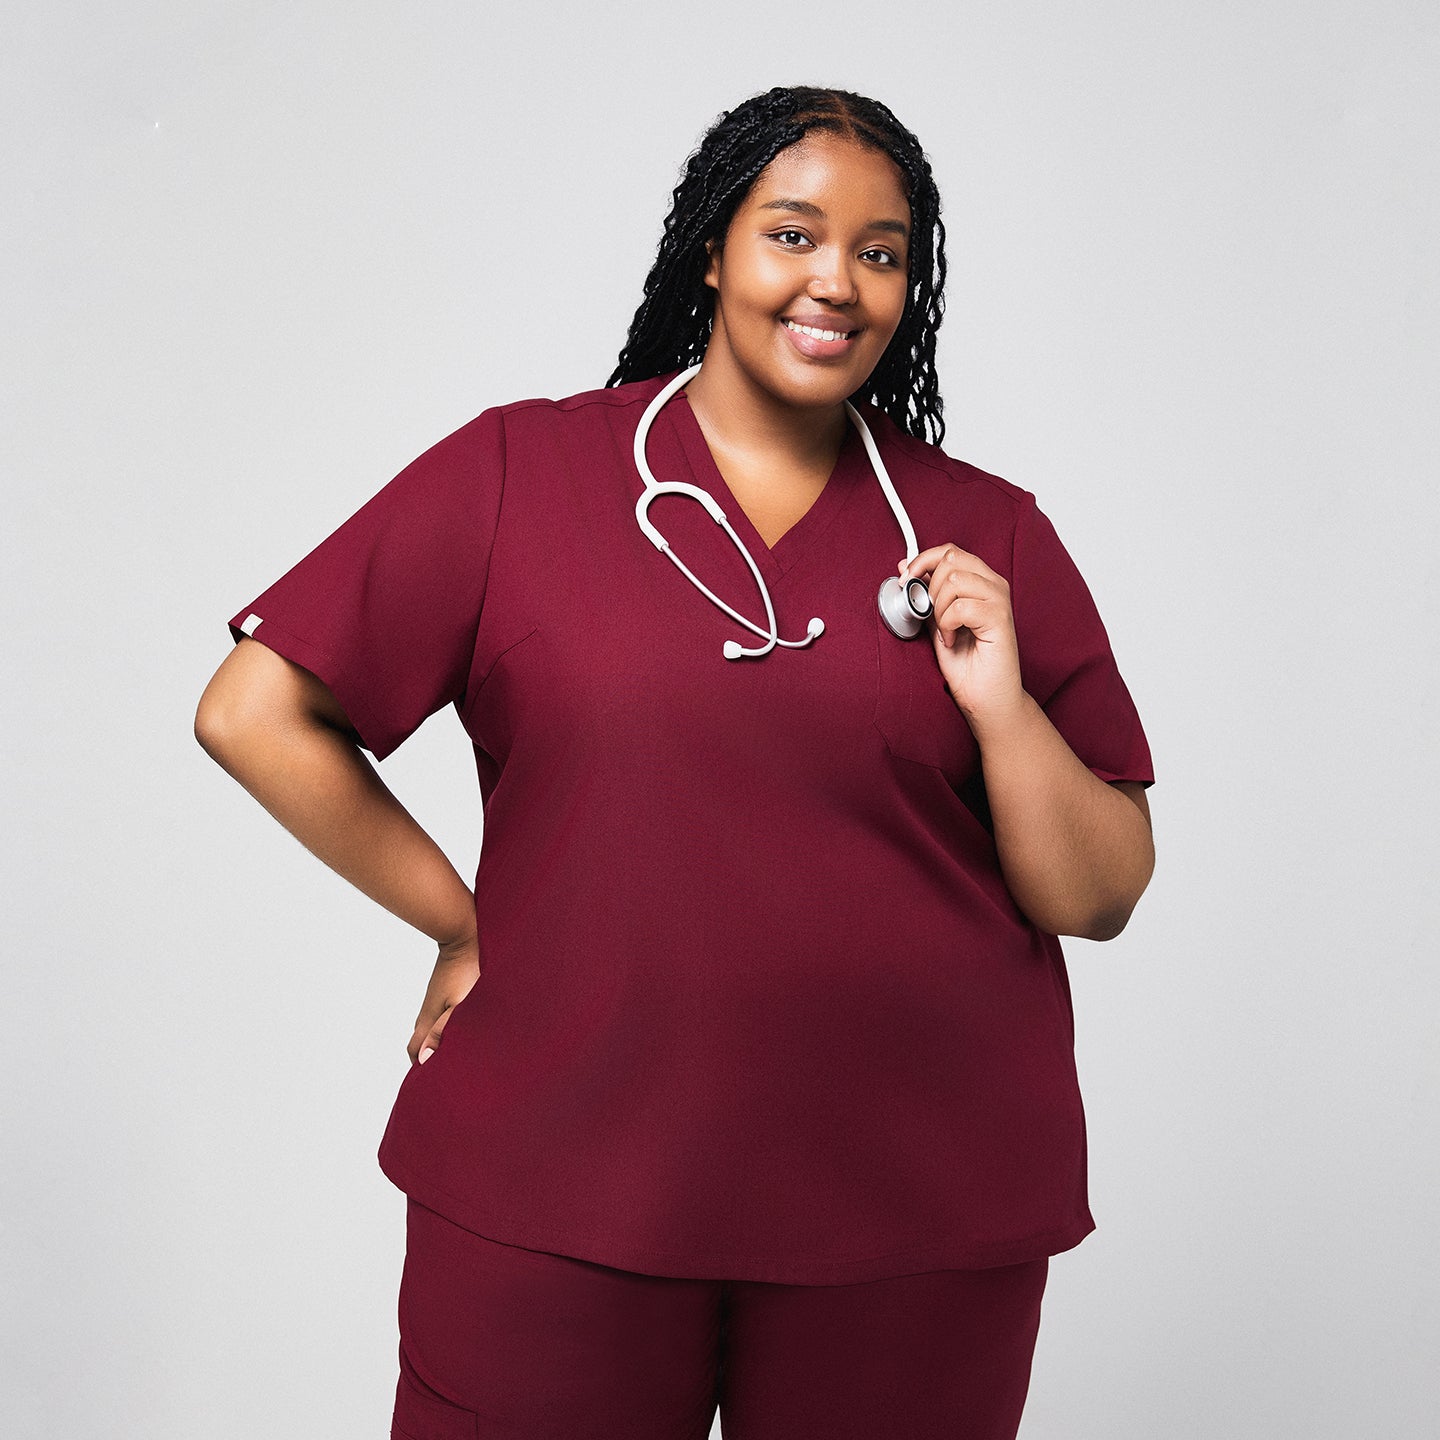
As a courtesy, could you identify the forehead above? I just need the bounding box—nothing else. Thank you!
[742,132,910,220]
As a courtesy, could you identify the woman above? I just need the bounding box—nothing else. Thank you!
[196,85,1155,1440]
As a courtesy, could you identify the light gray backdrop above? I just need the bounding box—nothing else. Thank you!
[4,1,1436,1436]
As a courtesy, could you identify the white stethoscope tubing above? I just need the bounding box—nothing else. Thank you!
[633,362,924,660]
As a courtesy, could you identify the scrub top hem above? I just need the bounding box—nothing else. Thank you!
[377,1149,1096,1286]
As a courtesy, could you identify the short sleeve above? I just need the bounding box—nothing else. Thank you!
[1009,492,1155,787]
[226,406,507,761]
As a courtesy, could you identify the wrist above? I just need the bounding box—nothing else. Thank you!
[959,688,1039,747]
[435,897,478,955]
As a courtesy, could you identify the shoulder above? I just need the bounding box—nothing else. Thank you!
[487,373,672,437]
[416,374,672,480]
[859,402,1037,528]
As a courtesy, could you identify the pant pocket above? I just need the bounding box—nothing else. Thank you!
[392,1359,479,1440]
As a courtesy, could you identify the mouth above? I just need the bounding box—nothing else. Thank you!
[780,317,861,358]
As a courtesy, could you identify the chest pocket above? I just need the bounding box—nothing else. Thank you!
[873,608,982,788]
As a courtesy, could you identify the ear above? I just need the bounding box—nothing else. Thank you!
[702,237,720,291]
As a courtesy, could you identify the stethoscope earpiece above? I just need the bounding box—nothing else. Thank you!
[877,575,933,639]
[634,364,925,659]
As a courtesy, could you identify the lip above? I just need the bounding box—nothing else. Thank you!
[779,316,861,359]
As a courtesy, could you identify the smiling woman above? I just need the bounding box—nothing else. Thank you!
[197,84,1155,1440]
[694,135,914,559]
[610,87,948,445]
[686,132,913,509]
[702,136,911,390]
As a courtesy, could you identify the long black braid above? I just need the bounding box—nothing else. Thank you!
[607,86,948,448]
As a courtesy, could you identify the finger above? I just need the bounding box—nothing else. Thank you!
[411,1005,453,1065]
[420,1008,460,1065]
[901,544,1004,587]
[931,608,971,648]
[899,546,950,581]
[924,567,1005,638]
[931,595,996,646]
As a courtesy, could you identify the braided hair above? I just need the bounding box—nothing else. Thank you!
[607,86,948,447]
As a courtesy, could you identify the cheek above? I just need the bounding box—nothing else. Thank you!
[869,289,907,348]
[876,272,908,321]
[728,254,792,312]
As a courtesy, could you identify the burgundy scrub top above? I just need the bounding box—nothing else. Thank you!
[227,369,1155,1285]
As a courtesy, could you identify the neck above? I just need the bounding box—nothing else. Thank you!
[681,348,848,471]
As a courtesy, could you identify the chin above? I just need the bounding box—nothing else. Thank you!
[781,366,875,410]
[765,352,874,404]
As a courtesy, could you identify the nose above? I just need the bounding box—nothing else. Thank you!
[806,246,859,306]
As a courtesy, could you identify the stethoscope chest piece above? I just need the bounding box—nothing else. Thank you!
[634,362,934,659]
[877,574,933,639]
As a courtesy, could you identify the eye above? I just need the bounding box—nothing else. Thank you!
[861,248,901,267]
[771,229,813,249]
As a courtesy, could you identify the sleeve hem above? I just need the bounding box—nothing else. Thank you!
[227,612,402,761]
[1088,765,1155,787]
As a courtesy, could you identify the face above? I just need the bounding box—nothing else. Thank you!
[702,132,912,412]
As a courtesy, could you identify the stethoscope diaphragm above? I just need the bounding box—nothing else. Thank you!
[877,574,934,639]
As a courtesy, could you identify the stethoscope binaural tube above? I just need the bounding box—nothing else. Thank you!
[633,363,933,659]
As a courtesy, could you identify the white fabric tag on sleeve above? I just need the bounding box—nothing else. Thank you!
[240,613,263,636]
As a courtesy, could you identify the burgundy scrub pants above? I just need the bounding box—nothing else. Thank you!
[392,1198,1048,1440]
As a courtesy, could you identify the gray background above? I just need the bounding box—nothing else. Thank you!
[5,1,1437,1435]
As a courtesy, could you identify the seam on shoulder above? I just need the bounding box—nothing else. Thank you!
[956,465,1030,506]
[498,386,652,420]
[470,407,508,643]
[1009,488,1023,583]
[885,430,1031,509]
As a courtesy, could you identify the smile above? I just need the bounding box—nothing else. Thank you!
[782,319,857,343]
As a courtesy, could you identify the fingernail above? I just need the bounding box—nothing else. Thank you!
[419,1046,434,1064]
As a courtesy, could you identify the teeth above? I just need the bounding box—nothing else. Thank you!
[785,320,850,342]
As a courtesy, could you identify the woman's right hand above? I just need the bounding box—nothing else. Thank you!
[409,929,481,1066]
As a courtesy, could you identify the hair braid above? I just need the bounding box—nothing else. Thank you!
[608,86,948,448]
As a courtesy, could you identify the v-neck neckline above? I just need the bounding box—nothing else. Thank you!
[667,385,866,584]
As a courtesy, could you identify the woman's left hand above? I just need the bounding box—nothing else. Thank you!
[898,546,1027,727]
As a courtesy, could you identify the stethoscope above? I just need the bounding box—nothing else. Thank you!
[633,363,935,660]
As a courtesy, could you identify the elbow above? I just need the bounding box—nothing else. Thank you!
[1078,903,1134,943]
[1020,894,1128,942]
[194,690,250,771]
[1079,845,1156,943]
[194,665,262,765]
[1013,885,1136,942]
[194,638,282,762]
[194,688,231,760]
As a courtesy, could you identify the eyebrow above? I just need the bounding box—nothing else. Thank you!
[757,197,910,240]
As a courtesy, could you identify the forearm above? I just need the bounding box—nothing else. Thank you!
[198,710,475,948]
[966,691,1154,940]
